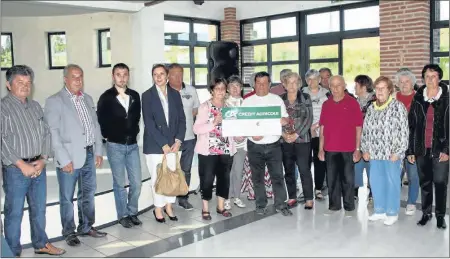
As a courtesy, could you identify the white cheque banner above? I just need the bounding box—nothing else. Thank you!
[221,106,282,137]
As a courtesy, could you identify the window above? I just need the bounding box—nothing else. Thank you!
[98,29,111,67]
[241,1,380,87]
[431,0,450,81]
[47,32,67,69]
[303,1,379,91]
[164,15,220,88]
[1,33,14,70]
[241,15,299,85]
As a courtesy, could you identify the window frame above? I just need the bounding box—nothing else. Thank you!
[164,15,220,88]
[1,32,14,71]
[97,28,111,68]
[430,0,449,83]
[240,0,380,87]
[47,31,67,70]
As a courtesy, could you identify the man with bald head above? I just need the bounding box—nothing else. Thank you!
[318,75,363,215]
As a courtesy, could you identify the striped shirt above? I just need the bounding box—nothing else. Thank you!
[65,87,95,146]
[1,93,52,166]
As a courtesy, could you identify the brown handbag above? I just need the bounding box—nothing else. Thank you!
[154,153,189,197]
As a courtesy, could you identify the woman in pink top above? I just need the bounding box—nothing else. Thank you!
[193,78,237,220]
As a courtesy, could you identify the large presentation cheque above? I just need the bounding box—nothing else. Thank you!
[221,106,282,137]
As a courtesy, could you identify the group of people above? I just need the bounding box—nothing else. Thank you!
[0,61,448,257]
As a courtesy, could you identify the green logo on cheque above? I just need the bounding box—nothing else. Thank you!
[222,106,281,120]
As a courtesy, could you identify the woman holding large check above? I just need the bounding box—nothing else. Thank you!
[193,78,236,220]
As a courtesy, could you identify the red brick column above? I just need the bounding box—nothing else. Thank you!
[379,0,430,84]
[221,7,241,76]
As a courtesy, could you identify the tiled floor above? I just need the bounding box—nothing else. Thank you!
[18,189,449,258]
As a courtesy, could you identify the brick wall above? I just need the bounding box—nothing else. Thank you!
[379,0,430,84]
[220,7,242,77]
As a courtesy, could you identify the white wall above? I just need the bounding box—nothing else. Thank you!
[1,12,133,105]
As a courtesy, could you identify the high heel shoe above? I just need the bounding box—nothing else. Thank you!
[153,210,165,223]
[163,209,178,221]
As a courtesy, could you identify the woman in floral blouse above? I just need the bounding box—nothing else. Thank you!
[193,78,236,220]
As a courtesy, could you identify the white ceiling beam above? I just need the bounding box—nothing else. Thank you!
[34,1,143,12]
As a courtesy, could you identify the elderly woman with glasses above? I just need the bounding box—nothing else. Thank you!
[361,76,409,226]
[302,69,330,200]
[407,64,449,229]
[393,68,420,216]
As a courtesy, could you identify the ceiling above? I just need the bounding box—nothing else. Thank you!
[1,1,140,17]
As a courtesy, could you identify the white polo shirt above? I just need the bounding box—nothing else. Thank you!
[179,83,200,141]
[242,93,288,145]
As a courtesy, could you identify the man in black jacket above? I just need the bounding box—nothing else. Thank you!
[407,64,449,229]
[97,63,143,228]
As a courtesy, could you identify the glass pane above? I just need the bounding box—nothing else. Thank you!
[344,5,379,31]
[242,66,268,84]
[270,17,296,38]
[307,11,339,34]
[343,37,380,94]
[1,34,13,68]
[194,47,207,64]
[183,67,191,85]
[164,45,189,64]
[242,21,267,41]
[242,45,267,63]
[309,44,339,60]
[271,64,299,83]
[164,20,190,41]
[271,42,298,62]
[194,23,217,42]
[50,34,67,67]
[433,57,449,80]
[433,28,450,52]
[195,67,208,86]
[309,62,339,75]
[100,30,111,65]
[436,0,449,21]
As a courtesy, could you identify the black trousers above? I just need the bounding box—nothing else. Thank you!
[282,142,313,201]
[198,154,232,201]
[325,152,355,211]
[178,139,196,200]
[417,148,449,217]
[311,137,327,190]
[247,140,287,210]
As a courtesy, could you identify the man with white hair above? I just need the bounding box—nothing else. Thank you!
[269,69,291,96]
[318,75,363,216]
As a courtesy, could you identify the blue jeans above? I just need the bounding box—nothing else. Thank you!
[369,160,402,216]
[57,149,96,236]
[106,142,142,219]
[354,159,370,187]
[2,166,48,256]
[1,234,14,258]
[401,159,420,205]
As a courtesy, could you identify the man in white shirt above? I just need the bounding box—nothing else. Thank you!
[168,63,200,210]
[242,71,293,216]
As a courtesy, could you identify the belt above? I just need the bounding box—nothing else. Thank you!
[85,145,93,151]
[22,155,42,163]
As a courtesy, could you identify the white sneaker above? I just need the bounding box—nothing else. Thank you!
[224,199,231,210]
[368,213,387,221]
[384,215,398,226]
[405,204,416,216]
[233,198,246,208]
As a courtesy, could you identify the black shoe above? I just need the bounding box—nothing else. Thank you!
[81,227,107,238]
[276,207,293,216]
[129,215,142,226]
[163,209,178,221]
[119,217,133,228]
[178,198,194,211]
[437,216,447,229]
[255,207,267,215]
[65,234,80,246]
[153,210,165,223]
[417,214,433,226]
